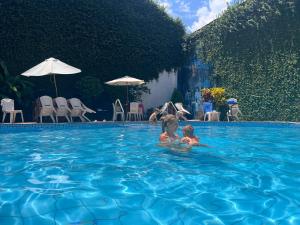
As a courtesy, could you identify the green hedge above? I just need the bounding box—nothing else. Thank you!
[0,0,185,112]
[186,0,300,121]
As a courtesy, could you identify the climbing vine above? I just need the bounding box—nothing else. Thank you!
[186,0,300,121]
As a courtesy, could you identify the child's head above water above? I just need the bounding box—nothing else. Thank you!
[182,125,194,137]
[162,114,178,133]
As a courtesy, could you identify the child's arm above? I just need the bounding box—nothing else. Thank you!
[181,137,190,144]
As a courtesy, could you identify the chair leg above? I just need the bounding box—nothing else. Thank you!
[21,112,24,122]
[56,116,59,123]
[2,112,6,123]
[13,112,17,123]
[79,116,85,122]
[9,112,13,123]
[66,116,70,122]
[83,115,91,122]
[50,115,55,123]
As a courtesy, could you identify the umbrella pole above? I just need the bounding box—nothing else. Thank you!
[53,74,59,97]
[127,86,129,106]
[126,85,129,112]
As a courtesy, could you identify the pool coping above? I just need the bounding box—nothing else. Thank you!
[0,120,299,130]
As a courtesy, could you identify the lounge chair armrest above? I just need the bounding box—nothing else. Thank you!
[86,108,96,113]
[81,103,96,113]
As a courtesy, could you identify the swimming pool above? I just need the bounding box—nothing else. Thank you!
[0,122,299,225]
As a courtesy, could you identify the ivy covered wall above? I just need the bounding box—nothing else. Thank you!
[186,0,300,121]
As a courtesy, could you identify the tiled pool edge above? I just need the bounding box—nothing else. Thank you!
[0,121,299,130]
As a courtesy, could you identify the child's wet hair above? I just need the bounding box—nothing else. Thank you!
[161,114,178,132]
[183,125,194,136]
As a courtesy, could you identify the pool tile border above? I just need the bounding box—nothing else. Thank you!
[0,121,299,131]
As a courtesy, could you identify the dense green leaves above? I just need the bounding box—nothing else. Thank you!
[187,0,300,121]
[75,76,103,105]
[0,61,33,108]
[0,0,185,109]
[171,88,184,103]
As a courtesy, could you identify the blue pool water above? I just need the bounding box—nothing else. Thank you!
[0,122,300,225]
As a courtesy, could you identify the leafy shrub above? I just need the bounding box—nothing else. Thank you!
[0,60,33,107]
[171,88,184,103]
[210,87,226,108]
[75,76,103,104]
[201,88,213,102]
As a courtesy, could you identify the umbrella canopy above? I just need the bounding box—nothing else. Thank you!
[21,57,81,96]
[105,76,145,108]
[105,76,145,86]
[21,57,81,76]
[227,98,238,104]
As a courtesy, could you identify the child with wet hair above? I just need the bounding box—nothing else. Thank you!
[181,125,200,146]
[149,108,160,124]
[159,114,180,144]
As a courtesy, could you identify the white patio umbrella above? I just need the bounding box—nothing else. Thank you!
[21,57,81,96]
[105,76,145,107]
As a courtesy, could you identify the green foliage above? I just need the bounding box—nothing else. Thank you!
[171,88,184,103]
[0,0,185,110]
[75,76,103,104]
[0,60,33,107]
[129,84,150,102]
[187,0,300,121]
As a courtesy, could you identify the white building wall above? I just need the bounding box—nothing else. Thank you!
[141,70,177,111]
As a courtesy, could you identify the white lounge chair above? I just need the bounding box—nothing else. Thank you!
[68,98,95,122]
[160,101,178,115]
[39,96,56,123]
[54,97,71,122]
[175,102,191,114]
[127,102,140,121]
[1,98,24,123]
[227,104,242,121]
[112,99,125,121]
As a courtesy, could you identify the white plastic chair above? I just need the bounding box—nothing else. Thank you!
[112,99,124,121]
[127,102,140,121]
[54,97,71,122]
[39,96,56,123]
[68,98,96,122]
[227,104,242,121]
[1,98,24,123]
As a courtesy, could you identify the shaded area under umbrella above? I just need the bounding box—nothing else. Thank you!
[105,76,145,107]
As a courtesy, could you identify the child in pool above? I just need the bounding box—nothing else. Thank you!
[181,125,201,146]
[181,125,210,147]
[180,125,209,148]
[160,114,180,144]
[149,108,160,124]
